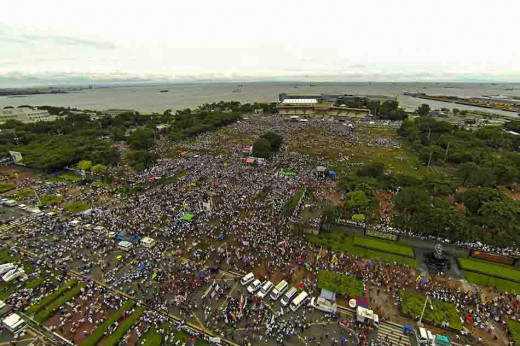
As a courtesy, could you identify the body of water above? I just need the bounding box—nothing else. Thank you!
[1,82,520,117]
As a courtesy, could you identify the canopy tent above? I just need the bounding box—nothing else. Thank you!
[245,158,255,164]
[183,213,194,221]
[320,289,336,302]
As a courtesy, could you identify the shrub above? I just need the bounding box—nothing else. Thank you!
[40,194,64,206]
[0,183,16,193]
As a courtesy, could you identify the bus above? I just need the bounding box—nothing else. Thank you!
[290,291,308,312]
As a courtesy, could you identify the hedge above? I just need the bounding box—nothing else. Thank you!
[104,306,145,346]
[508,320,520,346]
[27,280,77,315]
[34,284,83,323]
[317,270,364,297]
[459,258,520,282]
[81,300,135,346]
[354,236,414,258]
[399,290,462,331]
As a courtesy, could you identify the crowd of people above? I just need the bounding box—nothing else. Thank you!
[2,115,518,345]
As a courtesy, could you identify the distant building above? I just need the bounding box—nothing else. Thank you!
[279,93,397,104]
[0,107,56,124]
[105,109,136,117]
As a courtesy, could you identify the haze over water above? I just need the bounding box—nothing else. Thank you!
[1,82,520,116]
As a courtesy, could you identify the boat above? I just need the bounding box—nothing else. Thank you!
[294,84,298,88]
[309,83,316,87]
[160,90,169,93]
[403,90,425,97]
[232,88,241,93]
[237,84,244,87]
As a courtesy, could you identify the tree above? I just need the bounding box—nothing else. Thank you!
[345,191,369,211]
[416,104,431,116]
[393,187,430,213]
[357,163,384,178]
[456,188,502,215]
[260,132,283,151]
[77,160,92,171]
[127,127,155,150]
[127,150,157,171]
[352,214,366,223]
[253,138,272,158]
[91,164,107,174]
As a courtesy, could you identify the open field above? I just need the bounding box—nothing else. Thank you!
[459,258,520,282]
[317,270,364,297]
[353,236,415,258]
[308,230,417,267]
[507,321,520,346]
[399,290,463,331]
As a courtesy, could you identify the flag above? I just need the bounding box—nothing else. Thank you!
[116,255,122,260]
[152,273,157,280]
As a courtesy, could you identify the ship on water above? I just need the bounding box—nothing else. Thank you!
[403,90,425,97]
[232,88,241,93]
[159,90,169,93]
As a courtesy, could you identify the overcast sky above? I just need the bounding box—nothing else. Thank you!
[1,0,519,86]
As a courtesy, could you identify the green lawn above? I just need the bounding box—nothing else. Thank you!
[464,271,520,293]
[459,258,520,282]
[64,201,90,213]
[104,305,145,346]
[27,280,78,315]
[399,290,462,331]
[34,284,83,323]
[0,183,16,193]
[318,270,364,297]
[307,230,416,267]
[48,173,82,182]
[40,194,64,206]
[14,188,36,199]
[24,276,45,289]
[353,236,415,258]
[139,328,162,346]
[81,300,135,346]
[508,320,520,346]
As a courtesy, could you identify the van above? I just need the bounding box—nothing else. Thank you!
[247,279,262,294]
[281,287,298,306]
[0,263,15,275]
[140,237,157,248]
[240,272,255,286]
[18,204,27,210]
[270,280,289,301]
[256,281,274,299]
[290,291,309,312]
[118,240,133,251]
[418,327,434,345]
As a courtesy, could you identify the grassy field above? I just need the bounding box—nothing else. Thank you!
[459,258,520,282]
[508,320,520,346]
[0,183,16,193]
[40,194,64,206]
[308,230,416,267]
[353,236,415,258]
[464,271,520,293]
[14,188,36,199]
[140,328,162,346]
[317,270,364,297]
[64,201,90,213]
[399,290,462,331]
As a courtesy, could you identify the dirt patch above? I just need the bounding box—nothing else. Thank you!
[0,166,40,185]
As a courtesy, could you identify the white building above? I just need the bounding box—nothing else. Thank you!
[0,107,56,124]
[105,109,136,117]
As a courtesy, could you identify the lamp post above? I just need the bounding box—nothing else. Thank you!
[417,295,434,327]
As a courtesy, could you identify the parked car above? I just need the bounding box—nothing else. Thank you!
[247,279,262,294]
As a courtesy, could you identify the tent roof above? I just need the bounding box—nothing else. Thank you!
[320,289,336,301]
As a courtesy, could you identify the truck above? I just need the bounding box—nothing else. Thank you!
[2,313,26,334]
[356,306,380,328]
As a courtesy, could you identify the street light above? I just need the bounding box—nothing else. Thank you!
[417,295,434,327]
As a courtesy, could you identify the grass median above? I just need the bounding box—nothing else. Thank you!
[81,300,135,346]
[399,290,462,331]
[104,305,145,346]
[353,236,414,257]
[508,320,520,346]
[34,283,84,323]
[26,280,77,315]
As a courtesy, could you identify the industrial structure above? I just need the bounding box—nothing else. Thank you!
[0,107,56,124]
